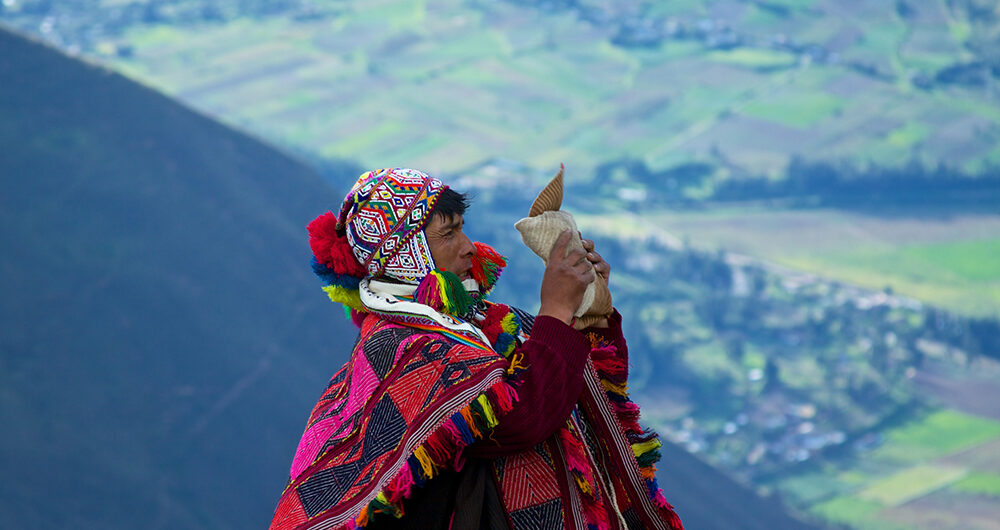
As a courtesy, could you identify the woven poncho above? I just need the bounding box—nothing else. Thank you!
[269,284,682,530]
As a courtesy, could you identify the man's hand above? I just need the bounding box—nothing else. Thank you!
[581,237,611,328]
[581,238,610,282]
[538,230,596,325]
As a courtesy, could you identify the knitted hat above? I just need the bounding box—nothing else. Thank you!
[339,168,445,283]
[310,168,507,321]
[307,168,443,319]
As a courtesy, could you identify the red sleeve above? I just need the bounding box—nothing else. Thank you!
[466,315,591,458]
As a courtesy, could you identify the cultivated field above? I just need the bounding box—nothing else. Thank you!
[576,207,1000,317]
[4,0,994,179]
[4,0,998,318]
[788,406,1000,529]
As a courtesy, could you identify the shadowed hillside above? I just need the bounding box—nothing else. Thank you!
[0,27,355,528]
[0,27,825,529]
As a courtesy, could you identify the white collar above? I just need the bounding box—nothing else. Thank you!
[360,278,491,345]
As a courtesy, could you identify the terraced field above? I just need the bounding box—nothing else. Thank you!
[5,0,997,176]
[575,207,1000,317]
[3,0,998,317]
[780,406,1000,530]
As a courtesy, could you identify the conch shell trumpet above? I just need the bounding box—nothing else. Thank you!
[515,165,613,330]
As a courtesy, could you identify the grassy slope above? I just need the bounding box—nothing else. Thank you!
[576,207,1000,317]
[46,0,993,177]
[0,28,355,529]
[801,408,1000,529]
[1,0,991,318]
[0,28,824,530]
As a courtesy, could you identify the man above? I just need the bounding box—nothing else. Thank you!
[270,168,682,530]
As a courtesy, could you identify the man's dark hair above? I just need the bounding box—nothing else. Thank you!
[432,187,470,221]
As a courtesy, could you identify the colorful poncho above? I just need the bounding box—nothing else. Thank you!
[270,280,682,530]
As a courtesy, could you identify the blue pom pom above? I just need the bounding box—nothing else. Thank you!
[311,256,362,289]
[494,333,515,357]
[646,478,660,500]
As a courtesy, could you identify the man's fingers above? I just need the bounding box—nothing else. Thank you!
[566,247,587,264]
[573,258,595,276]
[549,229,574,260]
[582,239,595,252]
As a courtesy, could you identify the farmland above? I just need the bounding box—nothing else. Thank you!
[455,176,1000,528]
[3,0,998,316]
[774,407,1000,529]
[3,0,998,177]
[575,206,1000,317]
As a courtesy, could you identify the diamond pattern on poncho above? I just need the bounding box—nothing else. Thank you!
[361,395,407,465]
[363,326,411,380]
[509,499,563,530]
[501,449,561,511]
[297,461,362,518]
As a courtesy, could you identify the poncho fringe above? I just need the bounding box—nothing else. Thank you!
[589,340,684,530]
[356,381,519,527]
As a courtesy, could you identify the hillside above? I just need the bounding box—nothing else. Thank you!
[2,0,996,317]
[3,0,998,177]
[0,28,825,529]
[0,28,356,528]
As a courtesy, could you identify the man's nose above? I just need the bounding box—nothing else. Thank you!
[461,233,476,258]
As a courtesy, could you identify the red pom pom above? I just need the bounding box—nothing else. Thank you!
[308,212,339,264]
[479,303,510,344]
[470,242,506,292]
[307,212,367,277]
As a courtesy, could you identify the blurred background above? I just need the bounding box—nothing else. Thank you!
[2,1,998,528]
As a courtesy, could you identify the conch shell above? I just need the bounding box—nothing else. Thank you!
[515,165,613,330]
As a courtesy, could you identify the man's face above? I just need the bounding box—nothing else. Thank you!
[424,213,476,279]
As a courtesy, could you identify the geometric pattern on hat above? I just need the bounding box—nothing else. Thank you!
[338,168,445,284]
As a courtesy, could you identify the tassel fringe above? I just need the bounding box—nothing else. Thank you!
[470,242,507,294]
[589,335,684,530]
[356,381,518,527]
[479,303,523,360]
[559,424,611,530]
[414,270,474,316]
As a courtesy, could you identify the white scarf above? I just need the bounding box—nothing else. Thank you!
[359,278,492,346]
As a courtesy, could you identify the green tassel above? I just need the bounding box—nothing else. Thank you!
[439,270,474,316]
[636,449,661,468]
[469,397,490,432]
[366,492,401,521]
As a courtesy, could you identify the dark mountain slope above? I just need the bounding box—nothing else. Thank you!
[657,441,822,529]
[0,28,356,528]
